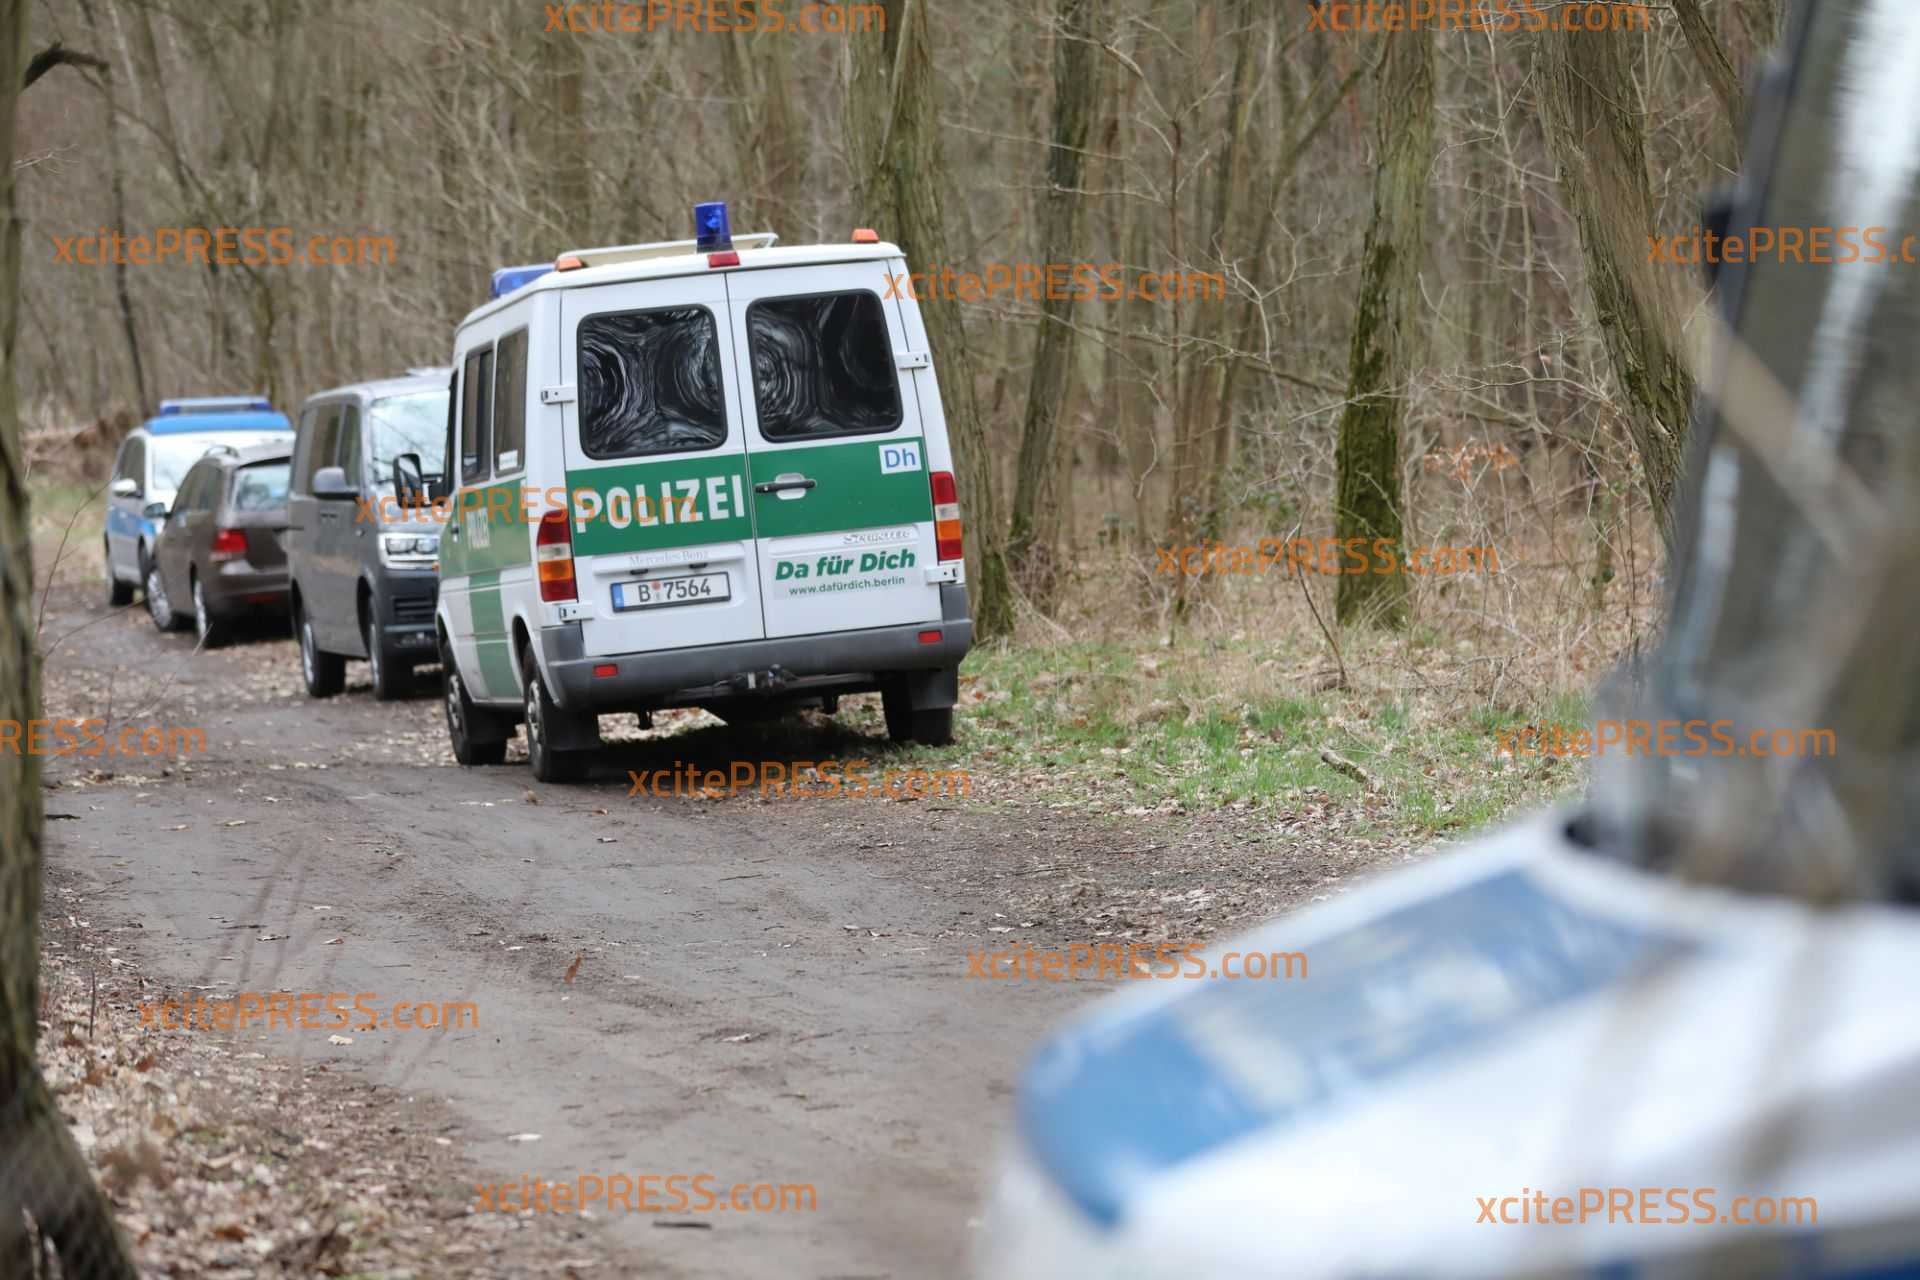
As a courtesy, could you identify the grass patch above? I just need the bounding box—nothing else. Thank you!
[30,478,109,592]
[953,631,1585,841]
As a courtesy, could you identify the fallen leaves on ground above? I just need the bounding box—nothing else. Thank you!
[38,879,640,1277]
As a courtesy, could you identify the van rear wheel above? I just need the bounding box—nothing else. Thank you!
[908,706,954,746]
[524,666,591,784]
[882,681,955,746]
[443,650,508,766]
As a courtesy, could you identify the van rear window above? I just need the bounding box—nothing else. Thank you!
[579,306,726,459]
[746,291,902,441]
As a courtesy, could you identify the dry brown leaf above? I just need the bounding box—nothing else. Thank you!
[563,954,582,984]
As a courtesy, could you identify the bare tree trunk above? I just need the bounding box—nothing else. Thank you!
[543,23,589,244]
[1333,31,1434,628]
[120,0,236,382]
[722,27,802,232]
[1163,0,1257,620]
[1671,0,1746,158]
[0,6,140,1273]
[1006,0,1100,597]
[1537,19,1694,548]
[75,0,146,412]
[848,0,1013,638]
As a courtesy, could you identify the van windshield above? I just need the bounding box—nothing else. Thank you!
[579,306,726,458]
[367,391,449,488]
[746,291,902,440]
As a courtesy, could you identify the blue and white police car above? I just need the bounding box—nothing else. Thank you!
[103,396,293,606]
[975,807,1920,1279]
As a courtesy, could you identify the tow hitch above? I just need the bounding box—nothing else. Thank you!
[728,666,794,694]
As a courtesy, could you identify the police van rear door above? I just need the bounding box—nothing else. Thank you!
[722,262,945,640]
[556,274,768,657]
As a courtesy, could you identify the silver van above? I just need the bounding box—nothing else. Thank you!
[286,370,451,699]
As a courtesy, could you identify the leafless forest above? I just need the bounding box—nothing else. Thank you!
[19,0,1780,643]
[0,3,1830,1275]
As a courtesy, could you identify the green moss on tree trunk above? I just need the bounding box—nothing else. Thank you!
[1332,27,1434,628]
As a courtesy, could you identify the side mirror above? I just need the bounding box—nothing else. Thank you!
[312,466,358,501]
[394,453,426,509]
[142,501,169,521]
[110,477,140,498]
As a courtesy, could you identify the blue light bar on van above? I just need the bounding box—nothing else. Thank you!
[491,264,552,299]
[159,396,272,414]
[694,202,732,253]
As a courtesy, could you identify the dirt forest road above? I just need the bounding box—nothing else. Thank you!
[37,598,1141,1279]
[34,585,1382,1277]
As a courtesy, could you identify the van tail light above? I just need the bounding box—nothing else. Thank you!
[210,528,248,562]
[536,509,577,602]
[930,471,963,563]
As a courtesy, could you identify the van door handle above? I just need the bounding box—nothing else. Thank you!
[754,476,816,495]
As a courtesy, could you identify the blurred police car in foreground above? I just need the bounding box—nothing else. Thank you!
[977,809,1920,1278]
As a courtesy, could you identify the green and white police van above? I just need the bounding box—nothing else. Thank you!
[424,204,972,782]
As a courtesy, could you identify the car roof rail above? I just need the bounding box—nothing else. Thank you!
[554,232,779,271]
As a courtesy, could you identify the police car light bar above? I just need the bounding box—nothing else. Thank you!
[159,396,272,414]
[695,201,732,253]
[490,264,553,299]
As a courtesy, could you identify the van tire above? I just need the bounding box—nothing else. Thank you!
[882,681,954,745]
[882,681,914,741]
[296,599,346,697]
[909,707,954,746]
[443,650,508,766]
[365,615,407,702]
[524,666,591,784]
[105,542,133,606]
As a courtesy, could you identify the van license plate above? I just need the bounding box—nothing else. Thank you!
[611,573,730,612]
